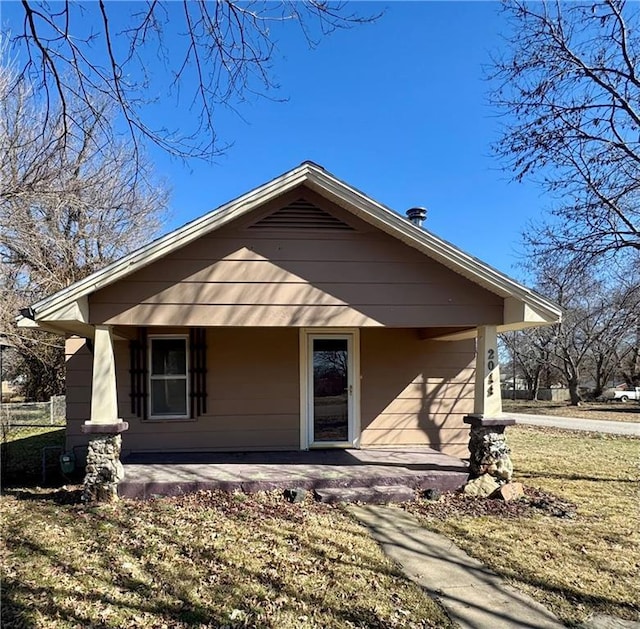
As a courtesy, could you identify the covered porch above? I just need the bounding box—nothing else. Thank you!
[118,446,469,501]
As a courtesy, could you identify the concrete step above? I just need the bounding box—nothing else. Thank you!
[314,484,416,504]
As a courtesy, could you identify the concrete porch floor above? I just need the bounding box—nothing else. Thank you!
[119,447,469,499]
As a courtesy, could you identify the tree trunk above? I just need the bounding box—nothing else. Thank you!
[526,372,541,401]
[567,376,581,405]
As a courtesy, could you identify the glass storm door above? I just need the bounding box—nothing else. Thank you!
[308,334,355,446]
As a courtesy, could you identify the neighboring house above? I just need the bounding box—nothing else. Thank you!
[18,162,561,461]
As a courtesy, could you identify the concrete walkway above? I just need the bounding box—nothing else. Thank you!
[509,413,640,437]
[350,504,564,629]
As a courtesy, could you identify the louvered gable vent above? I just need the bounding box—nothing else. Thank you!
[249,199,354,231]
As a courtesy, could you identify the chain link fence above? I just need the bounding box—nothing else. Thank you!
[0,395,66,427]
[1,396,66,485]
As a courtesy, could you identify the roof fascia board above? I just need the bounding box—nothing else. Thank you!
[430,329,478,341]
[430,319,559,341]
[498,321,556,333]
[43,296,89,323]
[305,170,561,323]
[504,297,561,326]
[33,166,312,320]
[29,161,561,325]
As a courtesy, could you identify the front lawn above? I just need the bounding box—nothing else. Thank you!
[1,489,453,629]
[503,399,640,422]
[3,426,638,628]
[405,426,640,626]
[1,426,66,486]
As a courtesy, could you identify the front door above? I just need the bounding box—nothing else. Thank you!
[303,331,359,448]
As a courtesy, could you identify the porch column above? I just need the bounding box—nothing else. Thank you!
[89,325,119,424]
[473,324,502,418]
[81,325,128,502]
[463,325,515,488]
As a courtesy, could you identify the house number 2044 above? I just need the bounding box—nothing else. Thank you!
[487,349,496,397]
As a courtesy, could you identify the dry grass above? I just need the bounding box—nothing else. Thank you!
[3,424,639,627]
[0,488,453,629]
[1,426,66,486]
[503,399,640,422]
[405,426,640,626]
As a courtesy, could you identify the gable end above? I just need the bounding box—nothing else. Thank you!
[248,198,354,231]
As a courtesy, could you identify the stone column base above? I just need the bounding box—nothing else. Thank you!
[81,426,128,503]
[463,416,516,482]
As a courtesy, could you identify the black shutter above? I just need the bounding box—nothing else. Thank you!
[190,328,207,417]
[129,327,148,418]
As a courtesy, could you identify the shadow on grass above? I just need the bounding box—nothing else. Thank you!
[2,577,224,628]
[1,428,66,486]
[1,496,450,629]
[5,486,83,505]
[515,569,640,621]
[2,504,232,628]
[517,470,639,484]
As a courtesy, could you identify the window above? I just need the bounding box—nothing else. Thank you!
[130,328,207,420]
[149,336,189,419]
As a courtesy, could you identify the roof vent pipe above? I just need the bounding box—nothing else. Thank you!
[406,207,427,228]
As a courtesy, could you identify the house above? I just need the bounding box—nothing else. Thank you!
[18,162,561,465]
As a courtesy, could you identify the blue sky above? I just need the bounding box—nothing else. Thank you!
[3,1,546,279]
[151,1,544,279]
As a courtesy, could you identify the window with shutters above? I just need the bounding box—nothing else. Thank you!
[130,328,207,420]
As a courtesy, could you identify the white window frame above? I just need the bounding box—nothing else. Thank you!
[148,334,190,420]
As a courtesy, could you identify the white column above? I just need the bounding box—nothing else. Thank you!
[473,325,502,417]
[88,325,120,425]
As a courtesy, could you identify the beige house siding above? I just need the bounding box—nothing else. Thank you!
[65,338,92,455]
[66,327,472,460]
[360,329,474,458]
[66,337,133,458]
[89,189,503,328]
[67,329,301,459]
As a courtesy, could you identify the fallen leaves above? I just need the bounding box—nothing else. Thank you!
[1,488,453,628]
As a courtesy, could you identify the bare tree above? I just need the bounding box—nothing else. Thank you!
[491,0,640,262]
[618,322,640,387]
[501,329,557,400]
[0,65,168,399]
[522,253,640,404]
[582,283,640,396]
[611,255,640,388]
[6,2,377,160]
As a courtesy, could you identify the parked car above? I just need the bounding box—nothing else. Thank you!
[613,388,640,402]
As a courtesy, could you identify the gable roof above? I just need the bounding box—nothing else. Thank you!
[19,161,561,334]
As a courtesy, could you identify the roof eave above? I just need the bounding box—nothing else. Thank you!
[304,169,562,324]
[27,161,561,326]
[30,163,315,321]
